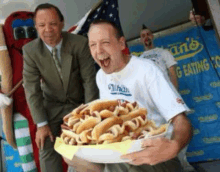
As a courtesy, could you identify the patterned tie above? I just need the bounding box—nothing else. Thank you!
[52,47,63,81]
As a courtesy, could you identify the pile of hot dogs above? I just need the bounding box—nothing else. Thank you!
[60,100,167,145]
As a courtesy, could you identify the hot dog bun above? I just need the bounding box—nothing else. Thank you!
[92,116,123,140]
[76,117,100,134]
[99,110,114,118]
[102,131,129,144]
[90,100,119,113]
[120,108,147,122]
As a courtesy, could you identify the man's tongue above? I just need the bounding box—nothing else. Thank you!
[101,58,110,67]
[145,40,151,47]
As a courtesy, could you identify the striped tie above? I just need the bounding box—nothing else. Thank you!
[52,47,63,81]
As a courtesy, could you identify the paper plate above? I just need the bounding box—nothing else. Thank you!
[55,123,170,163]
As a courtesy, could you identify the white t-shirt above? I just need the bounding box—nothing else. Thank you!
[139,48,177,81]
[96,55,189,127]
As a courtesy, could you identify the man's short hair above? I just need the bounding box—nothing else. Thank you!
[34,3,64,22]
[89,19,123,39]
[141,24,152,33]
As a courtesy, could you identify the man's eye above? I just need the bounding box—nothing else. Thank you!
[51,23,57,25]
[90,44,96,47]
[103,42,109,44]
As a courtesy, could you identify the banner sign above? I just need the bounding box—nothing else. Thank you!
[128,26,220,162]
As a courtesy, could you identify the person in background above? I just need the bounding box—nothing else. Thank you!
[23,3,99,172]
[189,9,213,30]
[139,24,178,90]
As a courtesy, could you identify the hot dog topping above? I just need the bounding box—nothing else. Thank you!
[108,106,115,112]
[141,115,146,120]
[132,102,137,108]
[91,112,97,117]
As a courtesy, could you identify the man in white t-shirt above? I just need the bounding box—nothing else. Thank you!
[139,25,178,89]
[74,19,192,172]
[65,20,192,172]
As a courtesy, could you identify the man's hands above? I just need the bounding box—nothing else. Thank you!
[189,10,206,26]
[35,125,54,150]
[0,93,12,108]
[121,114,192,166]
[121,137,180,166]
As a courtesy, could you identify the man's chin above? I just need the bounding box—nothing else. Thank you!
[44,39,56,46]
[144,45,151,50]
[101,67,113,74]
[145,43,152,50]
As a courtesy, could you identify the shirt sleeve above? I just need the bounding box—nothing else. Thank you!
[23,46,48,124]
[37,121,48,128]
[162,49,177,68]
[147,67,189,121]
[96,70,104,99]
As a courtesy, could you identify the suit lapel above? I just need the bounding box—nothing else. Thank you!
[61,32,73,94]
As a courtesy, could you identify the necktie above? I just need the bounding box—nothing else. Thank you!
[52,47,63,81]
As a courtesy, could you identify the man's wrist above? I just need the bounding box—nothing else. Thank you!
[37,121,48,128]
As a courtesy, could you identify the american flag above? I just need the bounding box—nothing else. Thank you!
[68,0,129,55]
[68,0,124,37]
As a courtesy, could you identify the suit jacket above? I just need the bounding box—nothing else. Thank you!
[23,32,99,124]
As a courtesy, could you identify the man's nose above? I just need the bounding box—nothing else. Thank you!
[45,24,52,31]
[97,44,103,54]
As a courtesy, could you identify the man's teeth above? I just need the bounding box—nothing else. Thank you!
[99,57,108,60]
[103,58,110,67]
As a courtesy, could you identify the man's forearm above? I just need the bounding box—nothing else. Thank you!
[169,65,178,90]
[171,113,193,152]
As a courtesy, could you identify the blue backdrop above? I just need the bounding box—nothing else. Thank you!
[1,132,23,172]
[129,26,220,163]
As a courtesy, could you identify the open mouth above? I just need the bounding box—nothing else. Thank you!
[100,57,110,68]
[145,40,152,47]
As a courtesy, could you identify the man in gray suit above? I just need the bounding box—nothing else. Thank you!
[23,3,99,172]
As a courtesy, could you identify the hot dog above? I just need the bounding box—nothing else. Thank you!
[89,100,119,113]
[63,104,88,122]
[99,110,114,119]
[60,99,167,146]
[98,124,123,141]
[91,116,123,140]
[120,108,147,122]
[76,117,101,134]
[61,124,71,130]
[102,131,129,144]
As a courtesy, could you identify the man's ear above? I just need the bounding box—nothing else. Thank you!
[61,21,64,29]
[151,33,154,40]
[119,36,126,50]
